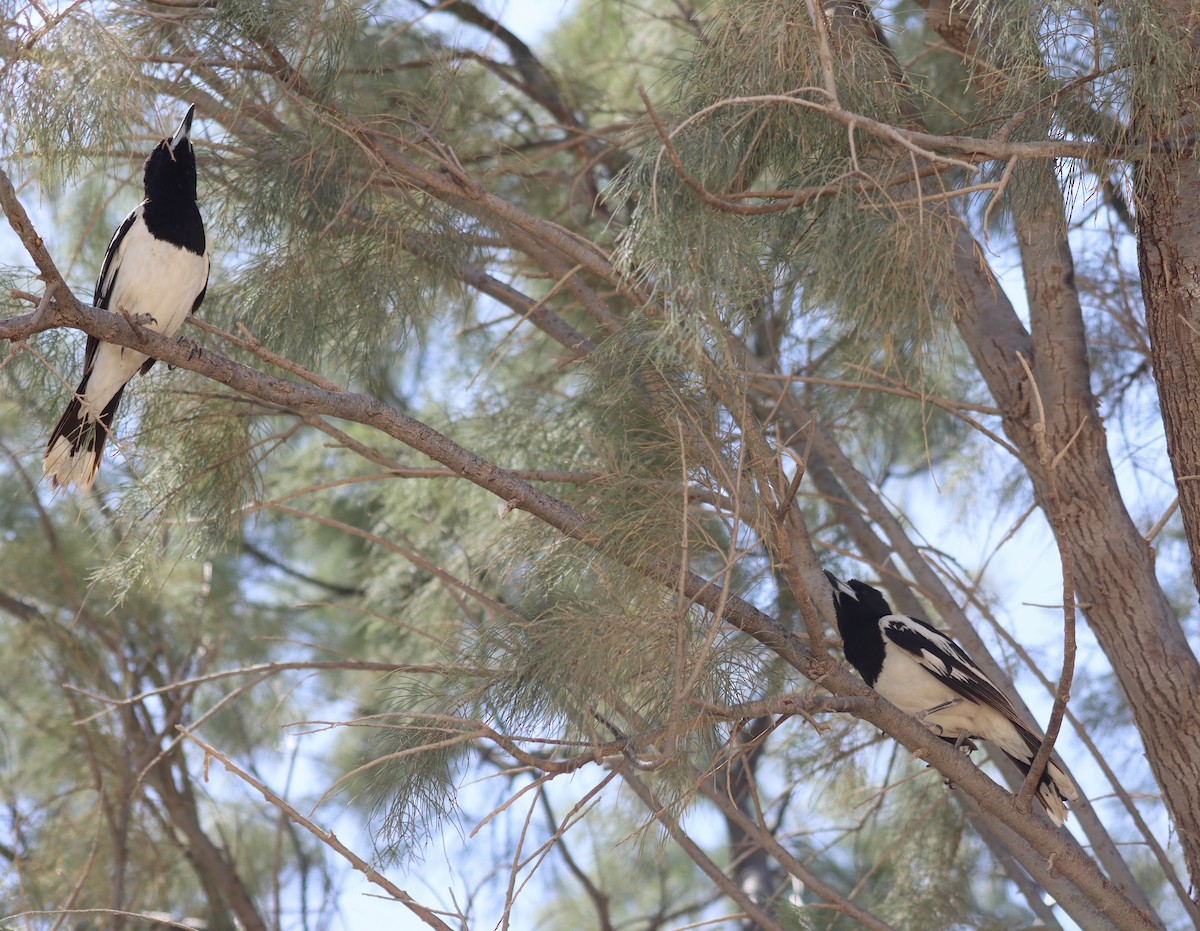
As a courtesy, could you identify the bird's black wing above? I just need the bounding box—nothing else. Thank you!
[881,614,1027,728]
[82,204,143,375]
[93,203,141,308]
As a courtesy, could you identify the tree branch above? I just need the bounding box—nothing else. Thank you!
[177,727,456,931]
[619,765,788,931]
[0,152,1155,931]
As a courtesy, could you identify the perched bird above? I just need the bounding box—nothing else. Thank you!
[43,105,210,491]
[825,570,1078,826]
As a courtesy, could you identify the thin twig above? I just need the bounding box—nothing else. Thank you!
[176,727,458,931]
[619,765,786,931]
[66,661,455,723]
[188,318,342,391]
[1014,353,1076,815]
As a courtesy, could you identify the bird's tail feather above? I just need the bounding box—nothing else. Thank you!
[999,726,1079,826]
[43,385,125,491]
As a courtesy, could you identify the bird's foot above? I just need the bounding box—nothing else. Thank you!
[182,336,202,360]
[120,308,158,336]
[921,731,977,788]
[919,758,958,789]
[952,731,978,754]
[168,335,202,369]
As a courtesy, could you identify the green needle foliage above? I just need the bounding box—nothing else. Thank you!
[1,0,1198,928]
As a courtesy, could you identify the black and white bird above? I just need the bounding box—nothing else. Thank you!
[43,105,210,491]
[825,570,1078,825]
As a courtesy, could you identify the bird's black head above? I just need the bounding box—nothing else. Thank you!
[825,571,895,685]
[824,570,894,621]
[143,105,198,203]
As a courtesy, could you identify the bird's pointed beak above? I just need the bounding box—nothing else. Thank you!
[169,104,195,152]
[824,569,858,600]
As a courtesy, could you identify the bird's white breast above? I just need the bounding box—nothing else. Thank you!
[84,222,209,410]
[873,646,961,716]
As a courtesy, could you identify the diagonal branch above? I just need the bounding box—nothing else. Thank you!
[178,727,456,931]
[0,165,83,317]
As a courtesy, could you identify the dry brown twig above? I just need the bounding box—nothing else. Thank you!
[1013,353,1077,816]
[177,725,460,931]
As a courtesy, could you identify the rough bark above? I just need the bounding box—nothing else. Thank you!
[951,152,1200,908]
[1138,173,1200,584]
[1133,9,1200,599]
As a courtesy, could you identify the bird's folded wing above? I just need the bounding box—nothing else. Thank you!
[94,204,142,308]
[81,204,142,377]
[881,614,1027,729]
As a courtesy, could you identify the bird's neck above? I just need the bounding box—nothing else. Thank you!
[837,610,886,686]
[143,195,206,257]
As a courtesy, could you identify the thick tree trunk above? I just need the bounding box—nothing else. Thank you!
[1130,31,1200,887]
[1136,136,1200,599]
[832,0,1200,888]
[951,219,1200,887]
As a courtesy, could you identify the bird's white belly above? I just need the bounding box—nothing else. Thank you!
[873,648,1002,738]
[84,231,207,410]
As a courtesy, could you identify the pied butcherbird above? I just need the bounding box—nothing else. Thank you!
[44,105,210,491]
[825,571,1078,825]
